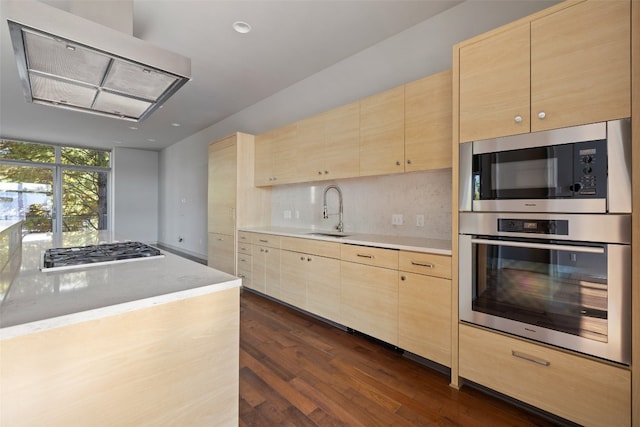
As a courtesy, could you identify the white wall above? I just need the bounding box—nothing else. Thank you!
[158,1,559,258]
[113,147,158,243]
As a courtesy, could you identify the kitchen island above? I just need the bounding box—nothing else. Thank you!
[1,231,241,427]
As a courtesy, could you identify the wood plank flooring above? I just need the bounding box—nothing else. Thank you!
[239,290,567,426]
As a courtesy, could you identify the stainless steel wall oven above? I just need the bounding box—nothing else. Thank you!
[458,119,632,365]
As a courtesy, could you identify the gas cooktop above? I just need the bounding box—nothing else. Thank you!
[42,241,163,271]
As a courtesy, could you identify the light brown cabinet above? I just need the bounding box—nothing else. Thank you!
[398,251,451,366]
[250,233,281,297]
[280,237,342,323]
[254,124,298,186]
[459,0,630,143]
[237,231,253,289]
[459,324,631,427]
[359,86,405,177]
[340,244,399,345]
[404,70,452,171]
[296,102,360,182]
[207,133,270,274]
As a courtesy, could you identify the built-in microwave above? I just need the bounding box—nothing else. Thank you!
[459,119,631,213]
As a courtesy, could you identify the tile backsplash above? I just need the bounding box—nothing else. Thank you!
[271,169,452,240]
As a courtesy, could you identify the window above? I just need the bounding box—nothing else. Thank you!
[0,140,111,235]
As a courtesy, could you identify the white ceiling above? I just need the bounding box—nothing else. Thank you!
[0,0,463,151]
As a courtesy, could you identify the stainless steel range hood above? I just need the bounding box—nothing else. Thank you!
[5,1,191,122]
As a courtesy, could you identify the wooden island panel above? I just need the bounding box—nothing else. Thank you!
[1,287,240,427]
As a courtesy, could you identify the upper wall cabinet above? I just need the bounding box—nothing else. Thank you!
[405,70,452,172]
[255,69,453,187]
[255,123,298,186]
[359,86,405,177]
[296,101,360,183]
[459,0,631,143]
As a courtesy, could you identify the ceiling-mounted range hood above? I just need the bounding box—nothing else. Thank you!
[5,1,191,122]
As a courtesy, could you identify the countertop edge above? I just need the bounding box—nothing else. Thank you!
[0,278,241,341]
[239,227,452,255]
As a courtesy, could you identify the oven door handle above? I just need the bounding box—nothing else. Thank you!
[470,238,605,254]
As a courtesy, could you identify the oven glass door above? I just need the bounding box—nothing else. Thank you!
[474,145,574,200]
[471,237,608,343]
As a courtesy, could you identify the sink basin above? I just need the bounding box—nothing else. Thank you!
[306,232,351,238]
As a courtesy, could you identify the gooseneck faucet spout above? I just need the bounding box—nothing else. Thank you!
[322,184,344,232]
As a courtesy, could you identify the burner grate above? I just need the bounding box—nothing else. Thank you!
[43,241,162,269]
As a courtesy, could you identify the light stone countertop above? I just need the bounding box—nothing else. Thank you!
[0,231,240,339]
[0,220,22,234]
[239,226,452,255]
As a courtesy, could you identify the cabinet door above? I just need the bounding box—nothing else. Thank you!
[398,272,451,366]
[359,86,405,176]
[341,261,398,345]
[264,248,281,299]
[405,70,452,171]
[280,250,308,309]
[296,113,325,182]
[459,324,631,427]
[321,102,359,180]
[530,0,631,132]
[459,23,531,142]
[251,245,268,294]
[208,137,236,235]
[306,255,341,324]
[208,232,235,274]
[254,131,274,187]
[270,124,298,185]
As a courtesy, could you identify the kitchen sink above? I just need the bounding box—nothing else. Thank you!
[306,232,351,238]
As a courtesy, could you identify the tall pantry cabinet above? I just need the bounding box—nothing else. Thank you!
[208,133,270,274]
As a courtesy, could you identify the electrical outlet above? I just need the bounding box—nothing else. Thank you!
[392,214,403,225]
[416,214,425,227]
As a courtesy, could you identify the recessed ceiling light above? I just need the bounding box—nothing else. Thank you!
[147,138,156,142]
[232,21,251,34]
[171,123,181,127]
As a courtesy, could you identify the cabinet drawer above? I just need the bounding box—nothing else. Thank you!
[238,231,252,243]
[459,324,630,427]
[340,244,398,269]
[250,233,281,248]
[280,236,340,259]
[399,251,451,279]
[237,241,252,255]
[237,253,252,270]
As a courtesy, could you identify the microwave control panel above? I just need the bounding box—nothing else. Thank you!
[498,219,569,235]
[574,140,606,197]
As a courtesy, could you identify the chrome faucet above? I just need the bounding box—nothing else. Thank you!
[322,184,344,232]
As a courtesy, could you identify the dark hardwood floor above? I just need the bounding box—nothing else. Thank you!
[239,290,566,427]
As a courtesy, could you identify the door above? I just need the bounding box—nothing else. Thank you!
[359,86,405,176]
[530,0,630,132]
[208,138,236,236]
[404,70,452,171]
[459,22,531,142]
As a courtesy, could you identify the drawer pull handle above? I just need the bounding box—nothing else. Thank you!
[357,254,374,259]
[511,350,550,367]
[411,261,434,268]
[259,239,269,243]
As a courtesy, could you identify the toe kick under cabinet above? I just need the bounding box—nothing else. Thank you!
[459,324,630,427]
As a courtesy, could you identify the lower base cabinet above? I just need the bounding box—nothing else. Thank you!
[208,232,235,274]
[340,261,399,345]
[398,272,451,367]
[459,324,631,427]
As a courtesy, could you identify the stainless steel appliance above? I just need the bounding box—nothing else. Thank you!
[42,241,163,271]
[459,212,631,364]
[459,119,631,213]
